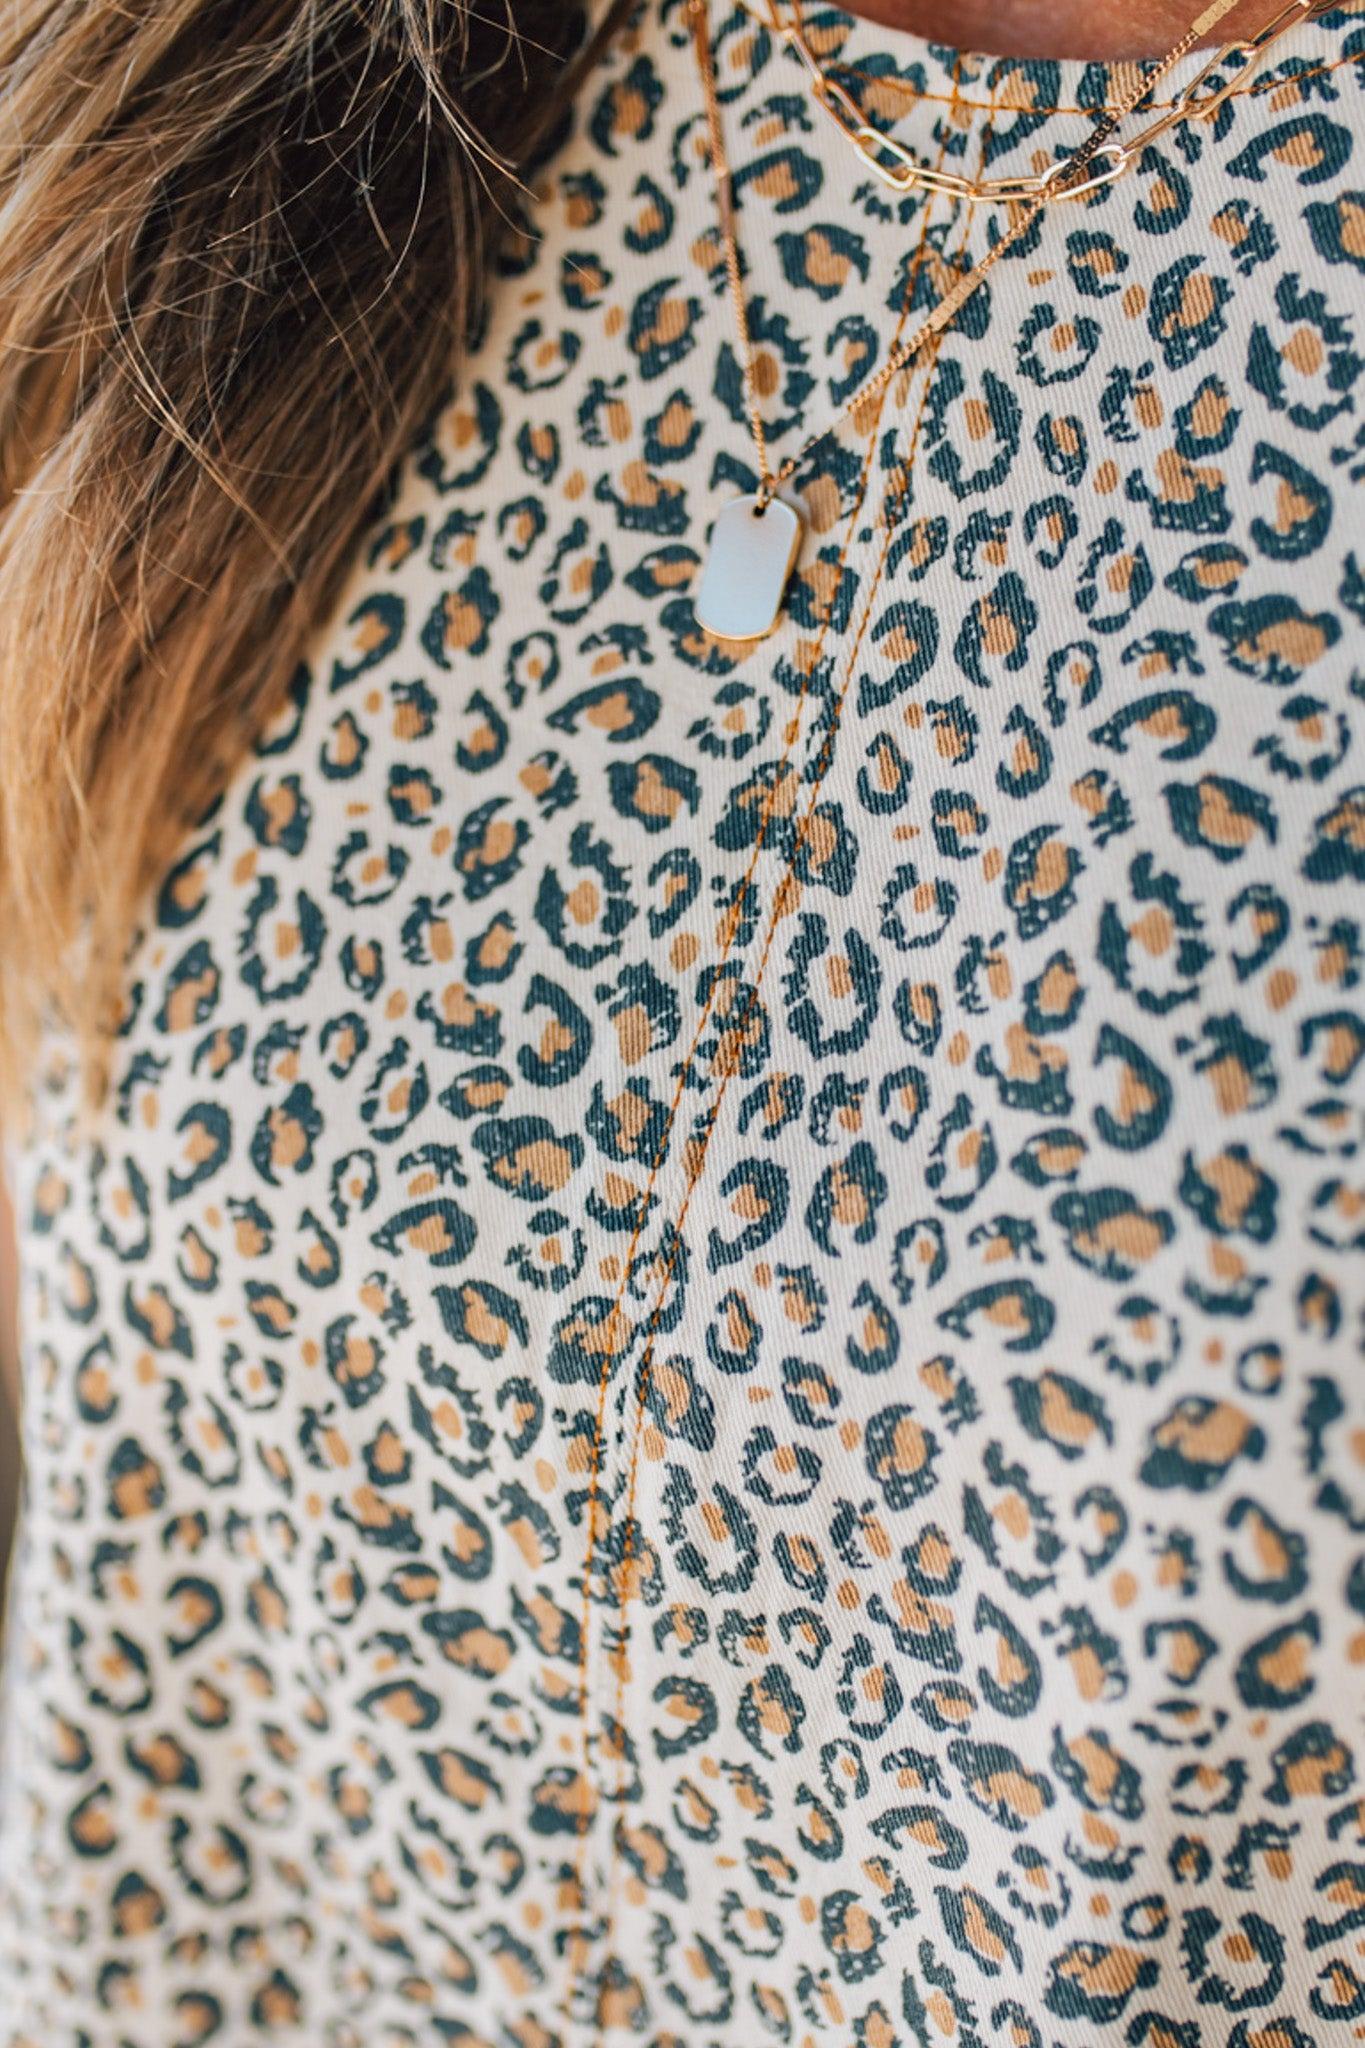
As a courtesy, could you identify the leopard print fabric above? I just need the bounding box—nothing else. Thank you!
[3,2,1365,2042]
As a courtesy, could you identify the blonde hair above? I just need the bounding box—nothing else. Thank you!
[0,0,633,1135]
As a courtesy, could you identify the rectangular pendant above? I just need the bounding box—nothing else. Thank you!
[694,493,804,642]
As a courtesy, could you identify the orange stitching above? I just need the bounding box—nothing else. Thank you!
[550,83,944,2044]
[579,56,998,2042]
[821,41,1363,116]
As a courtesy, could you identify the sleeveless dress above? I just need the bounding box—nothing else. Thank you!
[3,2,1365,2041]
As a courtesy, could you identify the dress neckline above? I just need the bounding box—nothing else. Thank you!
[701,0,1349,129]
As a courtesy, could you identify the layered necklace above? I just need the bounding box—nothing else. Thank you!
[687,0,1335,640]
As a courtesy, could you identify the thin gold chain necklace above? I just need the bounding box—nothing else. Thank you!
[741,0,1334,203]
[686,0,1332,640]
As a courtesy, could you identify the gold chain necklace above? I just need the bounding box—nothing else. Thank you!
[742,0,1333,203]
[687,0,1332,640]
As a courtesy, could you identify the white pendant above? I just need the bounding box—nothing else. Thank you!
[694,493,804,642]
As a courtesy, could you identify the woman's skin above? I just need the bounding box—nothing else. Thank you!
[844,0,1281,58]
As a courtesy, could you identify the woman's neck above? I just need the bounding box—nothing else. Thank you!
[841,0,1276,59]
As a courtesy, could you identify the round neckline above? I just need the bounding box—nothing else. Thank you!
[725,0,1346,123]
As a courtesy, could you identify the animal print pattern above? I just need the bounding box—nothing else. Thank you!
[3,1,1365,2041]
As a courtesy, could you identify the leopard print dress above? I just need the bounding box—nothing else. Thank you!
[3,2,1364,2042]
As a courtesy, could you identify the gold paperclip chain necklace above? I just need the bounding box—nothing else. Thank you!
[686,0,1333,640]
[745,0,1334,204]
